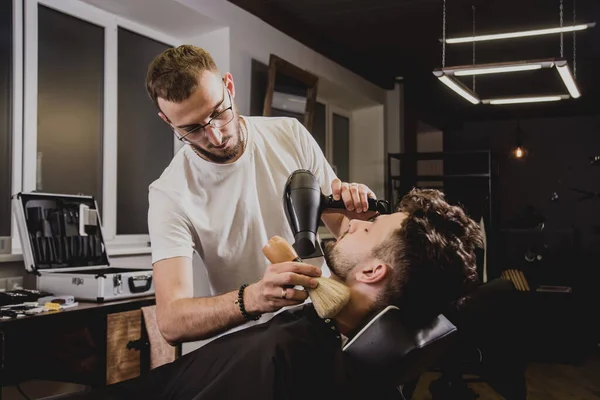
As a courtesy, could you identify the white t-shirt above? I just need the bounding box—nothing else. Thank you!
[148,116,338,321]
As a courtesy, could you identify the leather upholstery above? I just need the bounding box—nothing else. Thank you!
[343,305,458,386]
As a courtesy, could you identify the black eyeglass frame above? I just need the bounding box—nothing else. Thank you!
[169,80,235,143]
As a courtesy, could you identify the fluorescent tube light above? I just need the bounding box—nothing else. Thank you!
[445,22,595,44]
[555,60,581,98]
[434,72,480,104]
[483,95,567,105]
[441,59,555,77]
[454,64,542,76]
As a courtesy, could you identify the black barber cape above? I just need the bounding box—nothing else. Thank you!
[128,304,366,400]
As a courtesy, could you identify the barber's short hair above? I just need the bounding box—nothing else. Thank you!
[373,188,483,328]
[146,45,219,110]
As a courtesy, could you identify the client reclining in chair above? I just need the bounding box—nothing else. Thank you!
[98,188,483,400]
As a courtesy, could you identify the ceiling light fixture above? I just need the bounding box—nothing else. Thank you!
[443,22,595,44]
[433,0,586,106]
[433,72,480,104]
[455,64,542,76]
[555,59,581,98]
[440,59,555,77]
[482,95,569,105]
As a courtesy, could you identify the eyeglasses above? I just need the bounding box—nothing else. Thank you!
[170,81,235,144]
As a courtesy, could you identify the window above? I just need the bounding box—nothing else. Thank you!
[117,28,172,235]
[22,0,181,251]
[36,5,104,207]
[0,0,12,239]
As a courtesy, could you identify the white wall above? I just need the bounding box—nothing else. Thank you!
[351,105,386,199]
[174,0,386,115]
[229,43,254,115]
[187,27,231,75]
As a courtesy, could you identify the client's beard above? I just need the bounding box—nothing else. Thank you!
[323,240,354,281]
[193,117,244,163]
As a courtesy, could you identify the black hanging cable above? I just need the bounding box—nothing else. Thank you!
[442,0,446,68]
[559,0,564,58]
[573,0,577,78]
[472,5,476,91]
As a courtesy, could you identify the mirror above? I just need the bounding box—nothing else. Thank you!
[262,54,319,132]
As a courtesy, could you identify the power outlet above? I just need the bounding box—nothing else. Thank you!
[6,277,23,291]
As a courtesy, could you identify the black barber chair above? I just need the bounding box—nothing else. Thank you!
[342,307,459,400]
[427,277,528,400]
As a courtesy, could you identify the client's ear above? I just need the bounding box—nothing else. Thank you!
[355,262,388,284]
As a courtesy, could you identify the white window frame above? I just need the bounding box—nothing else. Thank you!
[22,0,182,255]
[7,0,24,257]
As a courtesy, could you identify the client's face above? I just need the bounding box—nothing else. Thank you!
[324,212,407,281]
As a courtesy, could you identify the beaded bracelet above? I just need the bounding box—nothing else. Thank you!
[235,283,260,321]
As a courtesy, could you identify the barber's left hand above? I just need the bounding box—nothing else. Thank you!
[330,179,377,219]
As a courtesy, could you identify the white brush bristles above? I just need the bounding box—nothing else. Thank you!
[307,277,351,319]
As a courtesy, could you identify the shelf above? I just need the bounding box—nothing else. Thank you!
[500,228,574,233]
[0,254,24,263]
[390,174,491,180]
[388,150,491,161]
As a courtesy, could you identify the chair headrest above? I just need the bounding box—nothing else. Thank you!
[342,305,457,386]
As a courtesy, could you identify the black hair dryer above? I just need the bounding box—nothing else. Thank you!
[283,169,391,259]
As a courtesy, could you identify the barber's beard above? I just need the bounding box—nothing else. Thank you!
[323,240,355,281]
[192,117,244,163]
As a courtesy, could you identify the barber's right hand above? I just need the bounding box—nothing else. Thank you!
[244,262,321,314]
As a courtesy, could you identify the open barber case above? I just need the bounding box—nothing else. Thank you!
[12,192,154,302]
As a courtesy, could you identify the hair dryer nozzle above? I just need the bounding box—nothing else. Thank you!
[283,170,322,258]
[294,231,317,258]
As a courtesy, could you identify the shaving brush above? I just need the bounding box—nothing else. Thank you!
[262,235,350,319]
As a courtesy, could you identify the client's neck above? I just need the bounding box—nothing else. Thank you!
[332,290,372,336]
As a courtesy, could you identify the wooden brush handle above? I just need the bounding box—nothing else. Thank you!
[262,235,301,264]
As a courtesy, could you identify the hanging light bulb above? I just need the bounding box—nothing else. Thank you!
[515,147,524,158]
[512,121,527,159]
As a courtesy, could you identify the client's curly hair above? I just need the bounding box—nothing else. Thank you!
[373,188,483,328]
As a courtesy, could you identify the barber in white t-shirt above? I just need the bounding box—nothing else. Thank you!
[146,45,377,345]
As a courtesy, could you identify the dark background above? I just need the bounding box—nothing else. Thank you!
[445,116,600,290]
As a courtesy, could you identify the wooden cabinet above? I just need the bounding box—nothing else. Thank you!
[0,297,159,392]
[106,309,143,385]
